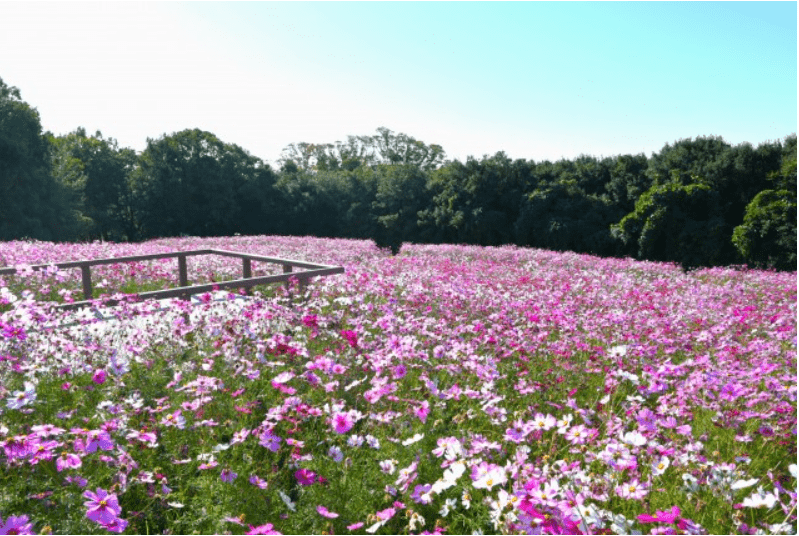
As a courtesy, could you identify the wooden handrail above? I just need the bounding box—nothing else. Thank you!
[0,249,344,310]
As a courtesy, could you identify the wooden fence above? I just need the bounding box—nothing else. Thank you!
[0,249,344,310]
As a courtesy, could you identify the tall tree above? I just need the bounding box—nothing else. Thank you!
[604,153,651,214]
[612,181,730,269]
[48,128,137,241]
[371,164,428,253]
[731,136,797,271]
[732,189,796,271]
[0,77,77,241]
[130,129,258,238]
[278,127,446,172]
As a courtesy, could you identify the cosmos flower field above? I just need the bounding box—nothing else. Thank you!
[0,235,795,535]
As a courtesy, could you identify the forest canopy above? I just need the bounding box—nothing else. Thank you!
[1,76,795,271]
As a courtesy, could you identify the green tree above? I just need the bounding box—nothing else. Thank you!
[278,127,446,172]
[514,181,623,256]
[371,165,428,253]
[418,153,535,245]
[604,153,651,214]
[732,189,796,271]
[0,77,77,241]
[130,129,258,238]
[48,128,137,241]
[612,181,729,269]
[646,136,732,186]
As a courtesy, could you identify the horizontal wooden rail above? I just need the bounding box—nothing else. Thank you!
[0,249,344,310]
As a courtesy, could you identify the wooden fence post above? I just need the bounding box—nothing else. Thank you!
[80,265,93,300]
[178,254,188,300]
[283,264,293,291]
[242,258,252,295]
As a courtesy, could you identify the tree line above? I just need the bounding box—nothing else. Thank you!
[1,76,795,271]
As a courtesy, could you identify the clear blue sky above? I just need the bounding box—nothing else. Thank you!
[1,2,796,165]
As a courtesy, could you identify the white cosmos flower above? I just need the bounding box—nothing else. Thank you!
[651,456,670,476]
[439,498,457,517]
[6,381,36,410]
[742,486,778,508]
[622,430,647,446]
[556,414,573,434]
[532,413,557,431]
[402,433,424,446]
[731,478,759,490]
[472,464,507,491]
[431,460,467,494]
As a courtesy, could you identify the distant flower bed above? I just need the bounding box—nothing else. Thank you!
[0,236,796,534]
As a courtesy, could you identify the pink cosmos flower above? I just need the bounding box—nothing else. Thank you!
[92,369,107,385]
[317,505,339,518]
[259,429,282,452]
[615,478,648,500]
[29,439,59,464]
[415,400,430,423]
[340,330,358,347]
[295,468,317,486]
[84,430,114,452]
[161,410,186,429]
[565,424,590,445]
[250,475,269,489]
[83,488,122,524]
[331,412,354,434]
[347,522,365,530]
[0,514,34,535]
[375,507,396,521]
[56,451,82,472]
[102,517,129,533]
[220,469,238,483]
[246,523,282,534]
[638,505,680,524]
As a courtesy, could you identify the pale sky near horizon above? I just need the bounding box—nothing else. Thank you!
[1,2,796,166]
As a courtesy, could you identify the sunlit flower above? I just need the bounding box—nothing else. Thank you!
[246,523,282,534]
[0,514,34,535]
[615,478,648,500]
[317,505,339,518]
[471,461,507,490]
[742,487,778,508]
[83,488,122,524]
[650,456,670,477]
[295,468,316,486]
[331,412,354,434]
[6,382,36,410]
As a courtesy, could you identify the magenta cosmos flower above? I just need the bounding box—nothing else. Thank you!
[92,369,107,385]
[316,505,339,518]
[83,488,122,524]
[331,412,354,434]
[246,523,282,534]
[638,506,681,524]
[0,514,34,535]
[295,468,317,486]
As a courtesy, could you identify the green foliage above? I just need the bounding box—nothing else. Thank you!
[130,129,262,239]
[0,77,78,241]
[515,181,624,256]
[0,71,796,273]
[279,127,446,173]
[605,154,653,214]
[419,152,534,246]
[613,182,730,269]
[732,189,797,271]
[645,136,733,187]
[371,165,428,253]
[48,128,137,241]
